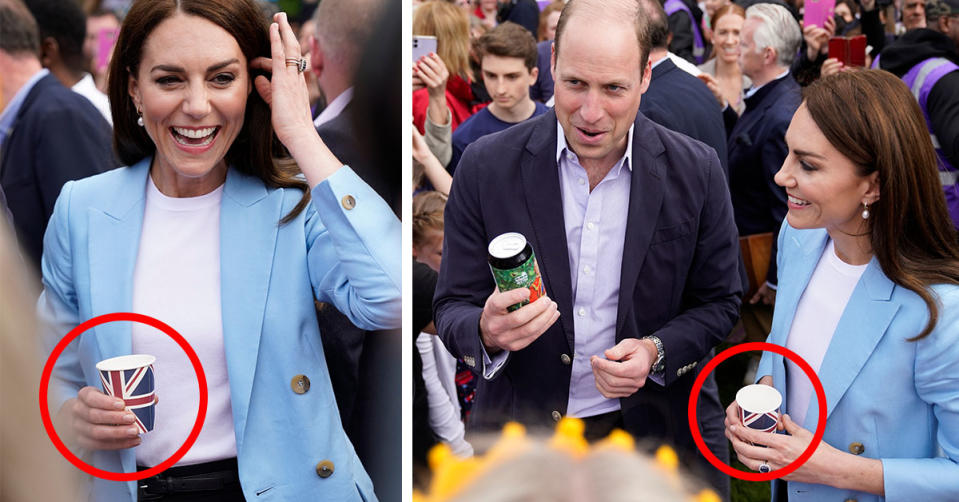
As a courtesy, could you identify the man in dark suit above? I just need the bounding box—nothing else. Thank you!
[638,0,728,173]
[434,0,741,495]
[725,3,802,306]
[0,0,113,271]
[308,1,400,501]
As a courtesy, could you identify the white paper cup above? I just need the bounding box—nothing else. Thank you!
[736,384,781,433]
[96,354,157,433]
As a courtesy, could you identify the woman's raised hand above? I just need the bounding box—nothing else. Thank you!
[251,12,319,160]
[250,12,341,187]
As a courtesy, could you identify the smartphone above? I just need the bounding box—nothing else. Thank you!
[804,0,836,28]
[828,35,867,67]
[412,35,437,63]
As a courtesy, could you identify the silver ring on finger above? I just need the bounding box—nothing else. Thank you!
[758,461,771,473]
[285,57,308,73]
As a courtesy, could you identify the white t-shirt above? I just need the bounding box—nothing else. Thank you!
[785,239,868,426]
[132,176,236,466]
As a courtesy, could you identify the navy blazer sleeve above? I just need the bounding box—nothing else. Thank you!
[3,81,113,268]
[433,143,490,365]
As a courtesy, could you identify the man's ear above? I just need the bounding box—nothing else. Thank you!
[309,35,324,79]
[39,37,58,67]
[528,66,539,86]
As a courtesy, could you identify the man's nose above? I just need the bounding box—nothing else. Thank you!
[578,90,604,123]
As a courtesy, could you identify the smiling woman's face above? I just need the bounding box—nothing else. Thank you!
[129,12,251,196]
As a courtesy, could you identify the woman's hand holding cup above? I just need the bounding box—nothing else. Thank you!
[55,386,142,451]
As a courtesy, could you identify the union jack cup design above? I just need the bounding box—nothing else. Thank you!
[96,354,157,434]
[736,384,782,433]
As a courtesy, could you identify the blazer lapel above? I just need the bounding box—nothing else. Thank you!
[520,111,575,350]
[803,260,899,428]
[615,115,665,337]
[88,159,150,361]
[218,168,280,445]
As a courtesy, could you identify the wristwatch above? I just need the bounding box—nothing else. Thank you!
[642,335,665,373]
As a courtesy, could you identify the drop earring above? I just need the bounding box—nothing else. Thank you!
[861,202,870,220]
[136,106,144,127]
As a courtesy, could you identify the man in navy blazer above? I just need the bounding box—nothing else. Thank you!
[0,1,113,271]
[638,0,728,174]
[725,3,802,300]
[435,0,741,494]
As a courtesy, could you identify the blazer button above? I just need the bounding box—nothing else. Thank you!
[341,195,356,210]
[316,460,335,478]
[551,410,562,422]
[291,374,311,394]
[848,442,865,455]
[560,353,571,365]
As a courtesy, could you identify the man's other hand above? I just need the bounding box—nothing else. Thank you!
[590,338,656,398]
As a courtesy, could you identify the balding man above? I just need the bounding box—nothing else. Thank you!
[308,1,399,500]
[435,0,741,495]
[309,0,395,212]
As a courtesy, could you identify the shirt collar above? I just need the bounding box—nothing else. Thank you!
[556,120,634,173]
[312,86,354,128]
[744,69,789,99]
[0,68,48,148]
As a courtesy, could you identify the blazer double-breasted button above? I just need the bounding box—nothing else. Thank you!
[341,195,356,210]
[551,410,562,422]
[291,374,311,394]
[316,460,335,478]
[848,442,865,455]
[560,353,572,365]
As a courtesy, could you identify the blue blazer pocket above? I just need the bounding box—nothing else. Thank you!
[650,218,695,245]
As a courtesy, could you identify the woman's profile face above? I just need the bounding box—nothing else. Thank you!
[129,12,251,193]
[774,104,878,234]
[713,13,744,65]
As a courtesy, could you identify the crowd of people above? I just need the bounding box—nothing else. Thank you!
[413,0,959,501]
[1,0,958,500]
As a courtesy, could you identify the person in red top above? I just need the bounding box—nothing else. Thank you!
[413,0,483,133]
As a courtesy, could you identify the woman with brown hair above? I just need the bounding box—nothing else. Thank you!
[696,3,750,115]
[724,70,959,500]
[413,0,479,133]
[537,1,564,41]
[39,0,400,500]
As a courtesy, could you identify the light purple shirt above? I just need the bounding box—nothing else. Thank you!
[556,122,633,418]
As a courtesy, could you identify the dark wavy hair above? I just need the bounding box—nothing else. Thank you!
[107,0,309,222]
[804,70,959,340]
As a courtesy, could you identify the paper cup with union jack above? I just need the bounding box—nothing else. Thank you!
[736,384,781,433]
[96,354,157,434]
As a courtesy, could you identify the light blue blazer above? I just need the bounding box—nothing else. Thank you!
[757,223,959,501]
[38,158,401,501]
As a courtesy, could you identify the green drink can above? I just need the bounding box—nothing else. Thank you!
[488,232,545,312]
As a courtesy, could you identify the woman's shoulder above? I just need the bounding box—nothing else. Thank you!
[59,162,149,211]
